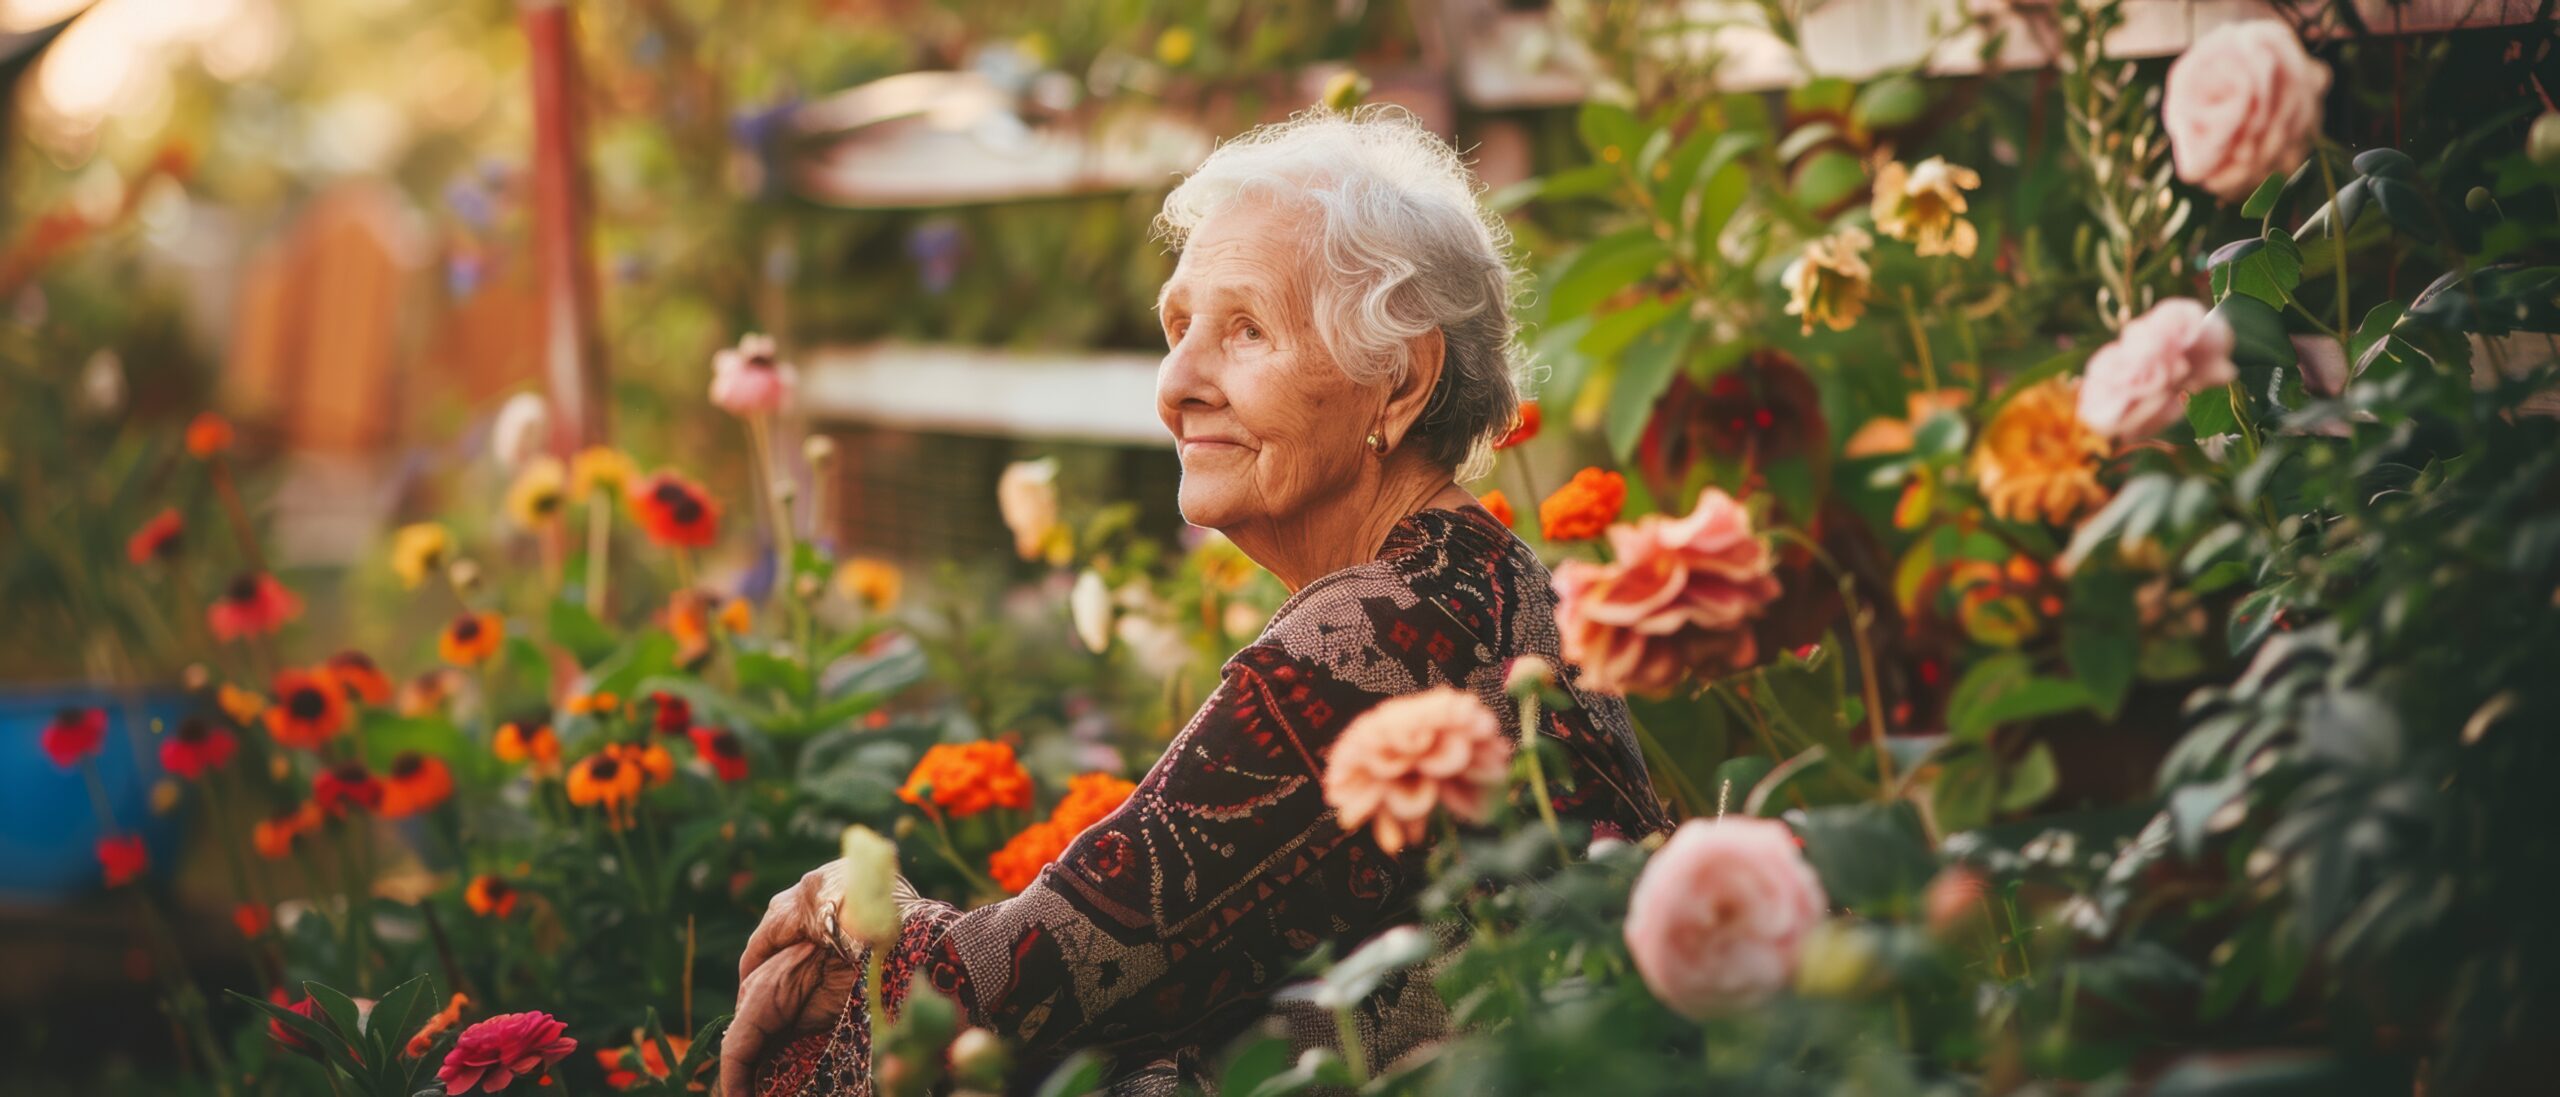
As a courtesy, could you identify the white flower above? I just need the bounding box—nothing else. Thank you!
[836,825,902,945]
[1069,570,1113,653]
[491,392,550,470]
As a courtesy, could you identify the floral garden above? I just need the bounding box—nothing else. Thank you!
[9,1,2560,1095]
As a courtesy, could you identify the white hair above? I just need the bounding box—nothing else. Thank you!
[1154,105,1526,481]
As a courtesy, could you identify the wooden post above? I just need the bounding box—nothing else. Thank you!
[523,0,609,450]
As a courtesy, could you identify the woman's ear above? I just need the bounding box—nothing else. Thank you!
[1378,328,1446,452]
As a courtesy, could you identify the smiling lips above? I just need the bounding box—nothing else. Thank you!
[1180,435,1249,455]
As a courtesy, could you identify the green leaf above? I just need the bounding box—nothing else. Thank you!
[547,601,619,667]
[1542,229,1669,320]
[2187,384,2240,438]
[1946,653,2095,740]
[1790,802,1936,912]
[2215,229,2302,308]
[2351,147,2416,180]
[2065,570,2139,719]
[2000,742,2061,813]
[2239,171,2288,219]
[1851,75,1929,129]
[1791,149,1866,211]
[2212,294,2297,370]
[1576,102,1645,165]
[2369,176,2439,243]
[1033,1051,1108,1097]
[1218,1037,1296,1097]
[734,650,812,703]
[1603,312,1696,462]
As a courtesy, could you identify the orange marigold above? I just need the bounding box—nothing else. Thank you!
[1539,467,1627,542]
[899,741,1033,818]
[1972,377,2109,525]
[989,820,1074,894]
[1051,772,1137,833]
[1478,490,1516,530]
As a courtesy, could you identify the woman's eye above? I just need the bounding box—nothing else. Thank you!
[1239,322,1265,342]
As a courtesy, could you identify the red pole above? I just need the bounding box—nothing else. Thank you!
[523,0,609,451]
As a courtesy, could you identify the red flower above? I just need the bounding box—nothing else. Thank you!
[1495,401,1541,450]
[689,727,748,782]
[646,691,691,736]
[324,650,393,705]
[185,412,234,458]
[437,1011,576,1094]
[208,573,303,642]
[232,902,270,939]
[97,835,148,887]
[40,707,106,769]
[267,990,324,1058]
[159,717,237,780]
[629,470,719,548]
[313,762,385,817]
[126,508,184,565]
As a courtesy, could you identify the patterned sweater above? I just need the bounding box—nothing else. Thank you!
[758,504,1671,1096]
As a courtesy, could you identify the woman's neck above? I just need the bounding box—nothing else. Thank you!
[1226,459,1476,593]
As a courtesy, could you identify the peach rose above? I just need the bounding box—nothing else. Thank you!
[2163,21,2332,202]
[1552,488,1781,696]
[1322,686,1513,855]
[2076,298,2237,439]
[1623,816,1828,1018]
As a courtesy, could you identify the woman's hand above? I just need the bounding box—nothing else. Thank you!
[722,864,856,1097]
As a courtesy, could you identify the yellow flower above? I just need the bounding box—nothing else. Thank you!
[569,446,637,499]
[389,523,452,590]
[1781,226,1874,335]
[1872,157,1983,259]
[834,557,902,611]
[1155,26,1196,67]
[1972,378,2110,525]
[503,455,568,530]
[217,684,266,725]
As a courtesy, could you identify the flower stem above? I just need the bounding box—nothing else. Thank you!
[1334,1005,1370,1086]
[584,495,612,618]
[1517,692,1570,862]
[1900,285,1938,393]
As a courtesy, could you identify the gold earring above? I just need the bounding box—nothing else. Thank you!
[1366,431,1389,456]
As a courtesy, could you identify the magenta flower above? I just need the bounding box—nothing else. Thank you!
[708,332,796,415]
[437,1011,575,1093]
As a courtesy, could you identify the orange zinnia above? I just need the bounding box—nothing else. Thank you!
[380,751,455,817]
[492,718,562,776]
[629,470,720,548]
[265,668,350,750]
[989,820,1074,894]
[325,650,393,705]
[1539,467,1627,542]
[1479,490,1516,530]
[464,874,519,918]
[185,411,234,458]
[1972,377,2109,526]
[899,740,1034,818]
[440,612,505,667]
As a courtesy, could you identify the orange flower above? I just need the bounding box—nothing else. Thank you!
[397,670,461,717]
[1972,377,2109,525]
[265,668,350,750]
[609,741,675,787]
[127,508,184,565]
[313,761,385,817]
[715,597,752,635]
[989,820,1073,893]
[899,741,1034,818]
[406,994,471,1060]
[380,751,456,817]
[440,612,504,667]
[564,691,622,718]
[629,470,719,548]
[1051,772,1137,833]
[465,874,519,918]
[326,650,393,705]
[596,1030,697,1090]
[1495,401,1541,450]
[666,590,714,666]
[566,752,646,822]
[689,727,748,782]
[185,412,234,458]
[251,803,319,859]
[1539,467,1627,542]
[209,573,303,642]
[492,718,562,776]
[1479,490,1516,530]
[217,684,267,725]
[1843,390,1971,459]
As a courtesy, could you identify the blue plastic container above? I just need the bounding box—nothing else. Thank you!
[0,685,188,901]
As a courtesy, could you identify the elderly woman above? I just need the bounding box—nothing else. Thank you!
[725,108,1671,1096]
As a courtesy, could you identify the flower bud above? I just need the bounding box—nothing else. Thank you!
[2532,112,2560,167]
[150,778,183,815]
[837,825,903,945]
[947,1028,1009,1090]
[182,663,213,691]
[1321,69,1371,112]
[2465,186,2495,214]
[794,573,823,601]
[804,435,838,467]
[1791,920,1882,999]
[447,558,482,593]
[1503,655,1554,695]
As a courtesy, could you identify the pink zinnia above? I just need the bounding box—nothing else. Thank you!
[41,707,107,769]
[438,1011,576,1093]
[708,332,796,415]
[1322,686,1514,855]
[1552,488,1782,696]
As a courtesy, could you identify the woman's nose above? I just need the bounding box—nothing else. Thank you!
[1157,330,1223,412]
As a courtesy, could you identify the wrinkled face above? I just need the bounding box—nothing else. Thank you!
[1156,200,1379,533]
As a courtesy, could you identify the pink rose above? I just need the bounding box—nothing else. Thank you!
[438,1011,576,1093]
[1552,488,1781,696]
[709,332,796,415]
[2076,298,2238,440]
[1322,686,1513,855]
[2163,21,2331,202]
[1623,816,1828,1018]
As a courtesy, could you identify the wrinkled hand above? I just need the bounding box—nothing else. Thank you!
[723,863,856,1097]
